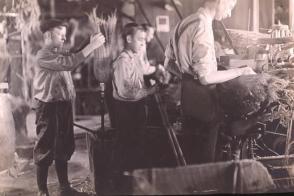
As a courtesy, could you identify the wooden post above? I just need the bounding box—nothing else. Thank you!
[100,83,105,131]
[154,92,186,166]
[50,0,55,18]
[259,0,274,30]
[252,0,259,32]
[289,0,294,31]
[272,0,275,25]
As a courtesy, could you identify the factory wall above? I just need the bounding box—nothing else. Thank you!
[134,0,259,64]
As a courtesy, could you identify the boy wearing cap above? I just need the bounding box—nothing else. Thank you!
[33,19,105,196]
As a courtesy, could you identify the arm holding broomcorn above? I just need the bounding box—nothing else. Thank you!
[82,33,105,57]
[37,33,106,72]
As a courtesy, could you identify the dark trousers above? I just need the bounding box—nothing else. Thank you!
[181,74,222,163]
[34,100,75,166]
[112,99,147,173]
[34,100,75,192]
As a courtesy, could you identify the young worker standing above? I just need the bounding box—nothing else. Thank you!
[33,19,105,196]
[111,23,160,191]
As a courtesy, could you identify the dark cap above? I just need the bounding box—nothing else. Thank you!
[122,23,144,40]
[40,19,68,33]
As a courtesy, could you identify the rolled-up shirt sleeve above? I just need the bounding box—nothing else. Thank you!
[141,52,156,75]
[142,63,156,75]
[37,50,86,71]
[191,20,217,78]
[113,57,148,100]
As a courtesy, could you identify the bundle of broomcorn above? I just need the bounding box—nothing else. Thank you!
[268,69,294,126]
[88,8,118,83]
[217,73,294,127]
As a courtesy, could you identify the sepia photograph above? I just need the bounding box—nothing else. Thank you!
[0,0,294,195]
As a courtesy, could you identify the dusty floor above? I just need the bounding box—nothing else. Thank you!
[0,136,96,196]
[0,116,106,196]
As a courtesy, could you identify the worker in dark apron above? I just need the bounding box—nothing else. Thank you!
[164,0,255,163]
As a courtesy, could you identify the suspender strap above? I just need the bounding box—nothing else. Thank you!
[172,18,201,65]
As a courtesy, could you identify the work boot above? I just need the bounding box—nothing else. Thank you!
[58,186,80,196]
[36,164,49,196]
[55,161,79,196]
[37,189,49,196]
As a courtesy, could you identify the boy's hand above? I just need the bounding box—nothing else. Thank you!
[147,84,160,95]
[241,66,256,75]
[82,33,105,57]
[154,64,166,83]
[155,65,172,84]
[157,64,165,72]
[90,33,105,49]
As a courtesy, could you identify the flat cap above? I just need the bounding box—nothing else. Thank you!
[40,19,68,33]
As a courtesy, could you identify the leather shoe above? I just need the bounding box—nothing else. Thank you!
[58,186,79,196]
[37,190,49,196]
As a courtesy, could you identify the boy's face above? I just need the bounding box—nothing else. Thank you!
[215,0,237,20]
[49,26,67,47]
[127,30,146,53]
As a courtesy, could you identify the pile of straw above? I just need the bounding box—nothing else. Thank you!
[218,73,294,127]
[218,73,276,121]
[268,69,294,127]
[88,8,118,83]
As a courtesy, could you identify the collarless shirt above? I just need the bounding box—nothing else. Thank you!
[33,45,86,102]
[165,7,217,79]
[112,49,150,102]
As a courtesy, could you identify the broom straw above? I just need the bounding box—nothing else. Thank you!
[87,7,118,82]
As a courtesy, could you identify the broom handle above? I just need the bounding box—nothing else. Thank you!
[100,83,105,131]
[154,92,186,166]
[73,122,96,134]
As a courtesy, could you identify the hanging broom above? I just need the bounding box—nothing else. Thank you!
[87,7,118,83]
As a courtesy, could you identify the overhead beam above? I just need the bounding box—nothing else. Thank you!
[50,0,55,18]
[170,0,183,20]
